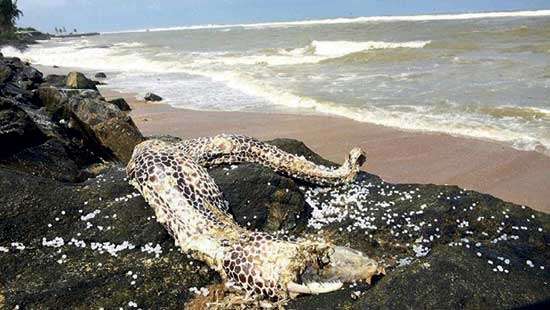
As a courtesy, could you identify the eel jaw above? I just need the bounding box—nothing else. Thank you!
[287,280,343,295]
[287,245,383,297]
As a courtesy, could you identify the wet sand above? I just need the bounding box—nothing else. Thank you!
[98,88,550,213]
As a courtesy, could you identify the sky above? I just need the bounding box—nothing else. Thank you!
[16,0,550,33]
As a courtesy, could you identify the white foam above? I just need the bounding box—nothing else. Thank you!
[2,31,547,155]
[182,68,550,154]
[113,42,145,48]
[195,40,430,66]
[0,43,179,73]
[308,40,430,57]
[104,10,550,34]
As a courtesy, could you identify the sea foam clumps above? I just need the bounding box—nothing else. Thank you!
[303,177,547,276]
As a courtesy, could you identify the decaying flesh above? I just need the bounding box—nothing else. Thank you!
[126,134,384,305]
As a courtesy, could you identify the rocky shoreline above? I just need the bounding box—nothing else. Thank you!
[0,30,51,50]
[0,55,549,309]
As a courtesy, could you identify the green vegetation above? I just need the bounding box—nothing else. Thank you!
[0,0,22,33]
[0,2,47,47]
[0,30,16,40]
[17,26,37,32]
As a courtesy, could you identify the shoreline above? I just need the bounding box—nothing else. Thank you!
[36,65,550,212]
[3,43,549,310]
[102,88,550,213]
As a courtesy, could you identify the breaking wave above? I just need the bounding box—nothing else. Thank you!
[179,69,550,155]
[2,10,549,155]
[197,40,431,66]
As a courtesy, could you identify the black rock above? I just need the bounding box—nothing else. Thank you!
[108,97,131,111]
[211,163,309,232]
[35,86,67,119]
[144,92,162,102]
[94,72,107,79]
[0,135,549,309]
[1,82,33,101]
[0,98,47,156]
[13,65,43,85]
[42,74,66,88]
[0,166,220,308]
[0,56,42,90]
[0,138,82,182]
[0,62,12,84]
[66,94,144,163]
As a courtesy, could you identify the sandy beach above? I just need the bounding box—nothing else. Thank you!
[3,6,550,308]
[35,65,550,212]
[94,88,550,213]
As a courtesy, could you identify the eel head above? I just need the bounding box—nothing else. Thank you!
[287,245,384,296]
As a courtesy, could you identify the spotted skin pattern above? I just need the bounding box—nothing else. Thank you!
[126,134,368,302]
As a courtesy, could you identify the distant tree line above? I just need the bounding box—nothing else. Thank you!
[54,27,79,35]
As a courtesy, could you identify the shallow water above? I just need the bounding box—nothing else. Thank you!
[4,10,550,154]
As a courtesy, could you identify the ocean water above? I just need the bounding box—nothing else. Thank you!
[3,10,550,154]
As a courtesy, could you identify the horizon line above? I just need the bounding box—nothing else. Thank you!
[101,8,550,34]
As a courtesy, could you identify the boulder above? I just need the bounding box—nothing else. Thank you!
[0,63,12,84]
[67,95,144,163]
[144,92,162,102]
[35,86,67,119]
[42,74,66,88]
[0,56,42,88]
[1,82,33,102]
[0,98,47,156]
[0,52,121,181]
[63,88,103,100]
[65,72,97,90]
[13,65,43,86]
[108,97,131,111]
[94,72,107,79]
[92,116,145,163]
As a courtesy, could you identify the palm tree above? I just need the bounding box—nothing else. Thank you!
[0,0,23,33]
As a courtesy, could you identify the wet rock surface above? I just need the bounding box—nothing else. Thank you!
[0,98,47,155]
[65,71,98,90]
[109,97,131,112]
[0,167,220,309]
[42,74,66,88]
[144,92,162,102]
[0,55,143,181]
[0,56,549,309]
[210,160,310,233]
[66,94,144,163]
[288,170,550,309]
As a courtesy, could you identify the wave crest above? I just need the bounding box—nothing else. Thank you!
[205,40,431,66]
[305,40,431,57]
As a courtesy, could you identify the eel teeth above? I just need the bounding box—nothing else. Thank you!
[287,281,343,295]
